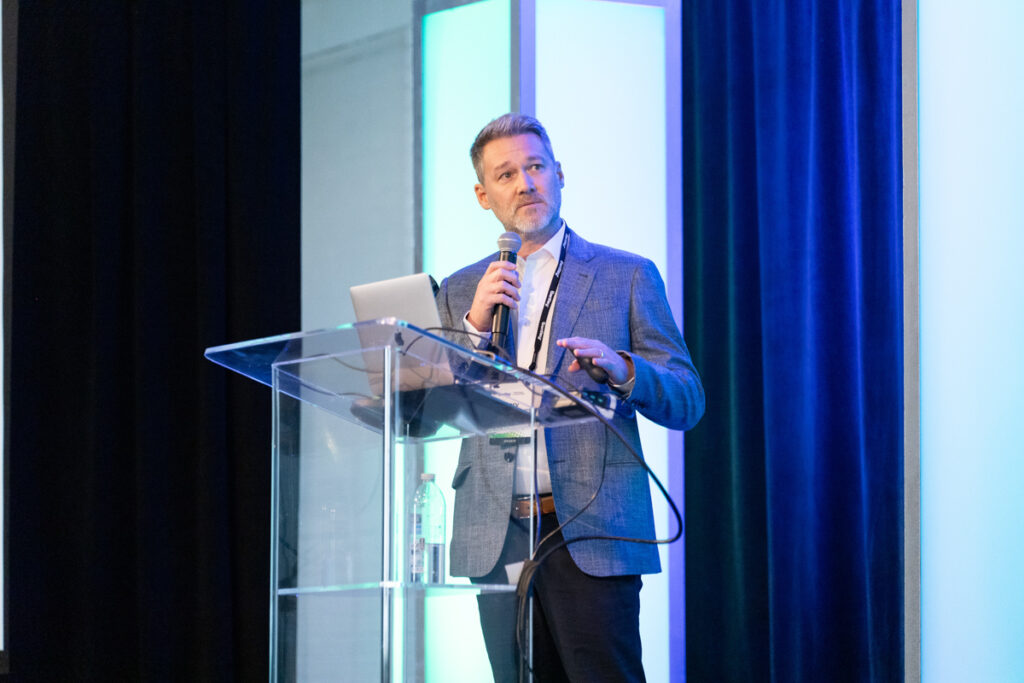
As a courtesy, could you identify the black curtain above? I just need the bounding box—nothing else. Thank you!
[683,1,903,680]
[9,3,299,680]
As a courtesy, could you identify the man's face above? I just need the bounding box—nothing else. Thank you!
[474,133,564,239]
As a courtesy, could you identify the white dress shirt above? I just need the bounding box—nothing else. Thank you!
[465,223,566,495]
[464,222,637,495]
[508,223,566,494]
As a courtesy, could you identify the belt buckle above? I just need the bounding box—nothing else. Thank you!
[513,494,551,519]
[513,496,532,520]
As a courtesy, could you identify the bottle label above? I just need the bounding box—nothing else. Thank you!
[410,490,445,585]
[426,542,445,584]
[411,537,425,579]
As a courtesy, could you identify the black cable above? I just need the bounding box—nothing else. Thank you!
[387,323,684,676]
[514,367,683,549]
[407,323,682,548]
[459,358,683,678]
[403,324,513,364]
[509,369,683,678]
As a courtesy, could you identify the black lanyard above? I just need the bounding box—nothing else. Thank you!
[526,229,570,372]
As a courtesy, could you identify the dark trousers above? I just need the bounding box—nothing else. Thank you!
[472,512,646,683]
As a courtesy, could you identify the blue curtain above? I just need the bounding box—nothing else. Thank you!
[682,1,903,680]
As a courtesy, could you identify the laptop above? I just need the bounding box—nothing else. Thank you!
[348,273,544,436]
[350,272,442,330]
[349,272,452,392]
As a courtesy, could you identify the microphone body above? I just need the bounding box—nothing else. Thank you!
[491,231,522,358]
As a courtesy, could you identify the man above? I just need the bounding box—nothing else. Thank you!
[435,113,704,682]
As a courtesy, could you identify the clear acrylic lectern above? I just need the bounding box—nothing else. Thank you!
[206,319,592,682]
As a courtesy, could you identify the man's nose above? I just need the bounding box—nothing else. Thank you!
[517,171,536,192]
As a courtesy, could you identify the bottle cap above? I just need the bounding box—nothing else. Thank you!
[420,473,435,482]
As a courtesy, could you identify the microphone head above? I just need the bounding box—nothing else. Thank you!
[497,231,522,254]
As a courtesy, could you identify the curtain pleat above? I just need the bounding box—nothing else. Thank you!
[684,1,903,680]
[9,3,299,679]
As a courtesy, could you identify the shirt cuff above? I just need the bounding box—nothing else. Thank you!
[463,312,491,347]
[608,351,636,397]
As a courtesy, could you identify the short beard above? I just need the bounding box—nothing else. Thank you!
[509,203,559,237]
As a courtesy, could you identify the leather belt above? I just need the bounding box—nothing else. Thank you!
[512,494,555,519]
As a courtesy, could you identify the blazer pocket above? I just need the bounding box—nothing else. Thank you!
[451,461,472,489]
[606,458,644,467]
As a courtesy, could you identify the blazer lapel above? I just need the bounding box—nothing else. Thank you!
[547,227,597,375]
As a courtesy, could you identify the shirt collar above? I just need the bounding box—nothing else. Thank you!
[533,219,566,262]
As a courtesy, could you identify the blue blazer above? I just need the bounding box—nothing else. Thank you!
[436,228,705,577]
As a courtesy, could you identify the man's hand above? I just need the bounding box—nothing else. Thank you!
[556,337,634,386]
[467,261,521,332]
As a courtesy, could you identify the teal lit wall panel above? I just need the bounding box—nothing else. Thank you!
[920,2,1024,680]
[422,0,512,280]
[422,2,512,680]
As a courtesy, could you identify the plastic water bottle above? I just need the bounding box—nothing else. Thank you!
[410,473,446,584]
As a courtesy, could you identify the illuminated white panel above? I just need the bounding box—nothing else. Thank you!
[535,2,672,680]
[920,2,1024,680]
[422,2,678,680]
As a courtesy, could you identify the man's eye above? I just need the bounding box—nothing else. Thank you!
[500,171,512,179]
[530,164,543,171]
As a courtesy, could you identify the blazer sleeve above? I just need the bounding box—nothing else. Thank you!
[622,258,706,431]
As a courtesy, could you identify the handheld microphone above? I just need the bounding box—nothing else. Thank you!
[491,231,522,358]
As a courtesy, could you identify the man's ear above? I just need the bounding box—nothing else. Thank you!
[556,161,564,188]
[474,183,491,210]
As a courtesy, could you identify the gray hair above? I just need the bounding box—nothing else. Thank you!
[470,113,557,181]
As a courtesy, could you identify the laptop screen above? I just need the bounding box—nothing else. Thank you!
[349,272,442,330]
